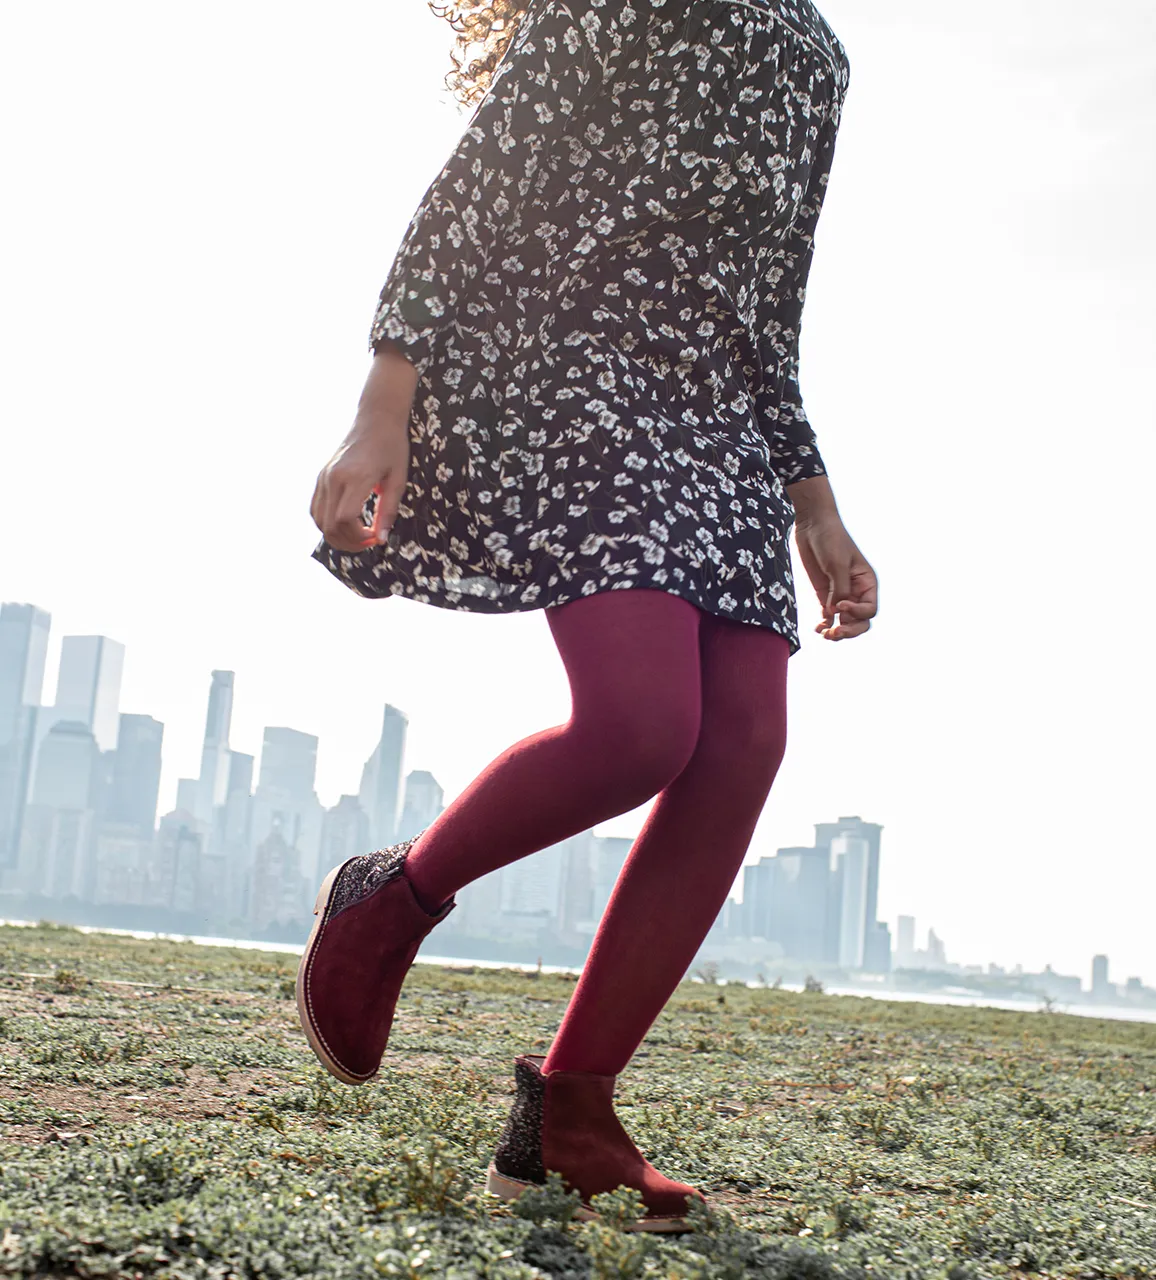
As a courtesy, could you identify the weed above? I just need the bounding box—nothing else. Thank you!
[53,967,86,993]
[311,1071,375,1119]
[392,1136,470,1215]
[1,922,1154,1280]
[580,1188,651,1279]
[508,1170,582,1225]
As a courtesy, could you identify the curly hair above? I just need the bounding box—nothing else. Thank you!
[428,2,530,108]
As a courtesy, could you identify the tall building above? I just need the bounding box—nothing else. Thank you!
[895,914,916,967]
[396,770,443,843]
[220,750,254,920]
[500,840,567,919]
[249,826,309,932]
[815,817,882,940]
[319,795,370,872]
[92,822,152,906]
[151,811,203,913]
[0,602,50,869]
[196,671,234,823]
[742,856,776,941]
[50,635,125,751]
[767,846,829,962]
[557,831,597,939]
[455,866,504,936]
[1091,954,1112,1001]
[251,727,323,888]
[106,713,164,836]
[359,705,407,848]
[18,719,101,899]
[815,817,884,971]
[258,727,319,799]
[833,833,871,969]
[175,777,202,818]
[589,836,631,924]
[863,919,892,973]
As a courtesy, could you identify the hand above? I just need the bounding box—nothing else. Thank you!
[310,345,417,553]
[794,512,878,642]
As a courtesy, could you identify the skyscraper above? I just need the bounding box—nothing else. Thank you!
[0,602,50,868]
[319,795,370,872]
[258,727,319,799]
[396,769,443,843]
[833,833,870,969]
[251,727,323,887]
[51,636,125,752]
[742,856,776,941]
[19,719,101,899]
[815,817,884,971]
[107,713,164,836]
[197,670,234,822]
[249,826,309,932]
[589,836,631,924]
[359,705,407,848]
[500,840,567,919]
[767,846,829,962]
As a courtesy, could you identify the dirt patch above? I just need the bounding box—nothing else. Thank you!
[0,1063,285,1139]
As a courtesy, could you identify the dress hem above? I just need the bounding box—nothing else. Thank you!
[310,544,801,657]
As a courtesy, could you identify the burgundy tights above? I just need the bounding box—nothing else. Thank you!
[403,587,790,1077]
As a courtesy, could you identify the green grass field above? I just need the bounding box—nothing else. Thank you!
[1,923,1154,1279]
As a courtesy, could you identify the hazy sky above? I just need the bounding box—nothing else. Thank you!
[2,1,1153,983]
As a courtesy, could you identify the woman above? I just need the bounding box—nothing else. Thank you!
[298,0,877,1233]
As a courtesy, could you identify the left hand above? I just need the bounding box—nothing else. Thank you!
[794,513,878,641]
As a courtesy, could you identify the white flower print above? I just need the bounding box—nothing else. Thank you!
[318,0,851,658]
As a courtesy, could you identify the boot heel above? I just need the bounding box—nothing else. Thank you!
[487,1054,704,1234]
[485,1165,530,1202]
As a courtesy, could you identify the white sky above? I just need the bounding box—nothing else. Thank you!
[2,0,1153,984]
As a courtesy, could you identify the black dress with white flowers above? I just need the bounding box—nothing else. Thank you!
[313,0,850,656]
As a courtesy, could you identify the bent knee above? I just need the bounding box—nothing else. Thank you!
[700,709,788,781]
[572,704,700,795]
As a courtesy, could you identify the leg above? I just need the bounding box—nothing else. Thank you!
[297,587,707,1087]
[543,614,790,1075]
[403,588,705,912]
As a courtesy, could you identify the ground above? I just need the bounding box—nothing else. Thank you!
[0,923,1154,1279]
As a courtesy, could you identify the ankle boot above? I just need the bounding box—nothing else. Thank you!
[295,831,455,1084]
[486,1053,706,1233]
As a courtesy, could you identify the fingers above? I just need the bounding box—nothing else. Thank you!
[825,563,852,630]
[325,481,377,552]
[372,475,405,545]
[360,483,386,547]
[310,476,325,533]
[817,559,878,641]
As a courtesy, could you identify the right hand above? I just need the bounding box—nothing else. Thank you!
[310,345,418,552]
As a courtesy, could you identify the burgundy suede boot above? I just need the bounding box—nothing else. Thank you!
[486,1053,706,1233]
[296,831,455,1085]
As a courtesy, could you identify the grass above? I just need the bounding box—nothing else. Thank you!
[0,923,1154,1279]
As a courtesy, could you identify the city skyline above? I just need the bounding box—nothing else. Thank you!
[1,596,1150,998]
[2,0,1151,987]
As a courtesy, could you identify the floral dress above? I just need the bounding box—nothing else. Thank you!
[312,0,851,656]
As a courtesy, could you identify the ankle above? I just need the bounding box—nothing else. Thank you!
[405,870,450,917]
[542,1046,622,1077]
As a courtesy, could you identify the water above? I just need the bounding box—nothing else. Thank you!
[4,918,1154,1024]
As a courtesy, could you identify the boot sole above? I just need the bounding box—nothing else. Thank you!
[295,862,375,1087]
[484,1164,696,1234]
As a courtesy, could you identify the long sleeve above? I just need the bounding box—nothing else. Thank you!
[368,0,655,376]
[751,128,840,488]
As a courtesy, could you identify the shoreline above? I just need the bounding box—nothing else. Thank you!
[4,917,1154,1025]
